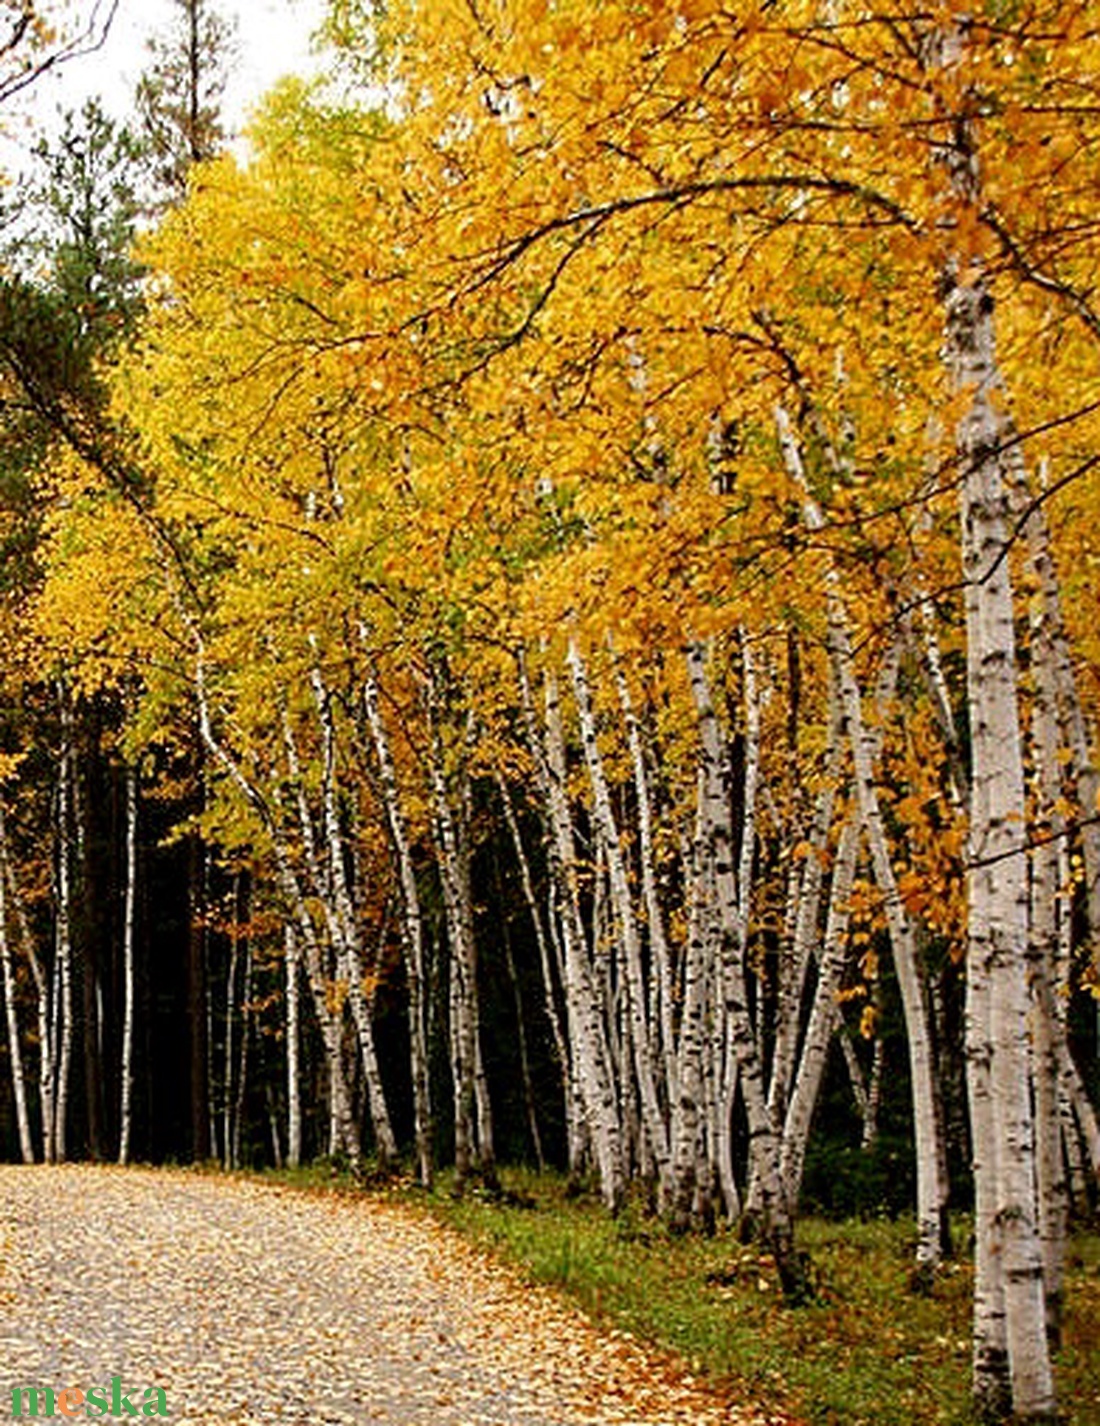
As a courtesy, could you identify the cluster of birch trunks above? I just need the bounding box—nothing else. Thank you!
[2,389,1099,1426]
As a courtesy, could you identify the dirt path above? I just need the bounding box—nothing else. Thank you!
[0,1167,765,1424]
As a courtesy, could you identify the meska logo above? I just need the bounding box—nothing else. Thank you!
[10,1380,169,1418]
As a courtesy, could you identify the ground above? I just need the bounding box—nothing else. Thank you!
[0,1166,778,1425]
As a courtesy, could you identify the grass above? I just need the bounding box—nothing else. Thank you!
[254,1161,1100,1426]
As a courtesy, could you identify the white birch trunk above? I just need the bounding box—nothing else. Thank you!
[777,405,947,1268]
[780,810,861,1203]
[232,902,252,1171]
[285,923,302,1169]
[1,818,53,1164]
[223,885,239,1168]
[309,669,398,1166]
[195,657,360,1168]
[686,642,804,1297]
[54,694,75,1163]
[519,650,625,1209]
[1014,452,1069,1345]
[768,681,842,1134]
[921,20,1056,1411]
[0,821,34,1163]
[118,763,138,1167]
[950,269,1055,1421]
[569,639,671,1199]
[361,670,432,1186]
[611,654,677,1118]
[670,767,713,1226]
[426,700,479,1189]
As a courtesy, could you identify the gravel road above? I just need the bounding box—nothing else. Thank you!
[0,1167,764,1425]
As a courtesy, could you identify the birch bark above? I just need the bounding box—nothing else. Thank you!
[685,642,805,1300]
[518,649,625,1209]
[0,817,34,1162]
[309,669,398,1166]
[777,405,947,1268]
[1,814,53,1163]
[54,693,75,1163]
[285,923,302,1169]
[949,243,1055,1426]
[118,763,138,1167]
[362,670,433,1187]
[569,638,671,1200]
[496,769,574,1160]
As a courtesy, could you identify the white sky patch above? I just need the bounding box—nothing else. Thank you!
[3,0,330,170]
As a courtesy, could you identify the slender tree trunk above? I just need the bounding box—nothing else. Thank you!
[309,670,398,1167]
[612,653,677,1124]
[1017,461,1070,1345]
[187,828,209,1164]
[118,763,138,1166]
[0,826,34,1163]
[767,686,840,1135]
[361,669,433,1187]
[778,405,947,1269]
[54,694,75,1163]
[569,638,671,1201]
[519,649,625,1210]
[780,810,861,1203]
[223,875,239,1167]
[862,1030,884,1152]
[670,767,712,1228]
[424,688,480,1193]
[686,642,806,1301]
[949,243,1055,1423]
[232,879,252,1171]
[266,1085,283,1170]
[284,923,301,1169]
[2,813,54,1163]
[73,714,104,1163]
[493,844,545,1169]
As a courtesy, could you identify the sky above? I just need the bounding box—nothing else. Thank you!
[4,0,330,169]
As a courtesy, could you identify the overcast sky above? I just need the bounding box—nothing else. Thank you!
[5,0,330,168]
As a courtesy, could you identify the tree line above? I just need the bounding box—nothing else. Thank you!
[1,1,1099,1420]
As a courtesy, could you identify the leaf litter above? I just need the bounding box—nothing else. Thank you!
[0,1166,795,1425]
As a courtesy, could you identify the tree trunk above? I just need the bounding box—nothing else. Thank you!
[950,265,1055,1421]
[186,830,209,1163]
[362,669,433,1187]
[0,817,34,1163]
[118,762,138,1166]
[777,404,947,1269]
[54,693,75,1163]
[309,668,397,1167]
[285,923,301,1169]
[232,877,251,1171]
[518,649,625,1210]
[1,811,54,1164]
[686,642,806,1302]
[780,810,860,1204]
[569,638,671,1201]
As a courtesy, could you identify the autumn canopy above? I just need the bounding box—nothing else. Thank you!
[1,0,1099,1421]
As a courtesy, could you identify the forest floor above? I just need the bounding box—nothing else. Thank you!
[0,1165,785,1425]
[402,1167,1100,1426]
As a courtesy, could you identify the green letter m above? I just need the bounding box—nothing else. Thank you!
[10,1387,56,1417]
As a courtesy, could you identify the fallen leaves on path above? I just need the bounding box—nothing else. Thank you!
[0,1167,789,1424]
